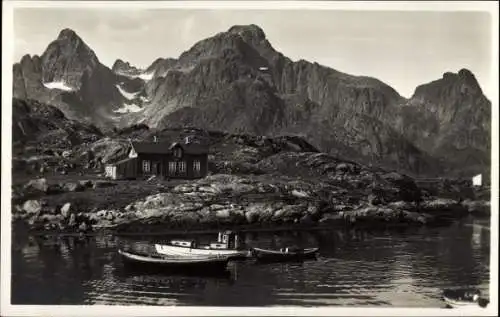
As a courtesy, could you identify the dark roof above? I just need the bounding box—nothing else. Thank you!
[131,140,209,155]
[131,141,172,154]
[111,157,137,166]
[170,142,209,155]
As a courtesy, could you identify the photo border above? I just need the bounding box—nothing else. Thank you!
[2,1,498,316]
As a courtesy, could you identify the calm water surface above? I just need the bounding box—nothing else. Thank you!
[12,217,490,307]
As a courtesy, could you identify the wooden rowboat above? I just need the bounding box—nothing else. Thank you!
[442,289,489,309]
[251,247,319,263]
[118,249,230,272]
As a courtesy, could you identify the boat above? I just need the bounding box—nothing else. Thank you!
[442,288,489,309]
[118,249,230,273]
[154,231,251,259]
[251,246,319,262]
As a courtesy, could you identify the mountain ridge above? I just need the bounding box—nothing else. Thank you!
[12,25,491,178]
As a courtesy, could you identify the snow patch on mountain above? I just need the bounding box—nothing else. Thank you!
[138,71,154,81]
[114,103,143,114]
[140,96,151,103]
[115,84,139,100]
[43,81,75,91]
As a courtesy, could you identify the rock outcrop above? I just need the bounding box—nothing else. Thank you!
[12,98,102,150]
[12,172,482,233]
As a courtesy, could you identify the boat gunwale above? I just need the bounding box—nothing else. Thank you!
[118,249,230,264]
[252,247,319,255]
[154,243,250,253]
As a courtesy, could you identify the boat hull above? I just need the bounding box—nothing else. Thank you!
[118,249,229,273]
[154,244,250,259]
[252,247,319,263]
[444,297,479,309]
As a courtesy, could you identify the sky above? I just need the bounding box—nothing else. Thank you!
[13,7,494,99]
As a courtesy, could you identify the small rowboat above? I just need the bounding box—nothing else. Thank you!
[251,247,319,262]
[118,249,230,272]
[442,289,489,309]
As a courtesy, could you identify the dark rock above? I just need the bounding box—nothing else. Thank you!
[68,213,77,227]
[79,180,93,188]
[62,182,84,192]
[92,180,117,189]
[78,222,88,232]
[23,178,48,193]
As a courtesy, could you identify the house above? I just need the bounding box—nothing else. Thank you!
[105,136,209,180]
[472,174,482,187]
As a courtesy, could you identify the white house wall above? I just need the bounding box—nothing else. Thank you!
[472,174,482,186]
[129,148,138,158]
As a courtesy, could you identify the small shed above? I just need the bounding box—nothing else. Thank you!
[105,157,138,180]
[472,174,482,187]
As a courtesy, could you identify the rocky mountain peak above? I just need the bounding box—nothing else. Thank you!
[57,28,80,41]
[412,69,484,103]
[40,29,100,87]
[228,24,267,40]
[112,59,141,74]
[112,59,127,69]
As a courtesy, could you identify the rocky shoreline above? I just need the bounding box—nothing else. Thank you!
[11,173,490,235]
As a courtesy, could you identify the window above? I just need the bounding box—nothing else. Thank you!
[173,147,182,158]
[142,160,151,173]
[178,161,186,174]
[193,160,201,175]
[168,161,176,175]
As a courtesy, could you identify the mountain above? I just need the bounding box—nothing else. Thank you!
[136,25,442,175]
[395,69,491,177]
[12,25,491,177]
[13,29,148,128]
[112,59,142,77]
[12,97,102,151]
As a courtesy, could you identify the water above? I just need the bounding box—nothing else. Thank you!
[11,217,490,307]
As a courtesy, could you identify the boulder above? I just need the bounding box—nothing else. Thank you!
[300,214,315,224]
[60,203,75,218]
[421,198,459,210]
[78,222,88,232]
[273,205,304,221]
[46,184,64,195]
[336,163,350,172]
[291,190,309,198]
[62,150,72,158]
[215,208,231,219]
[62,182,84,192]
[319,213,344,223]
[23,200,42,214]
[79,180,93,188]
[68,213,77,227]
[368,194,382,206]
[24,178,48,192]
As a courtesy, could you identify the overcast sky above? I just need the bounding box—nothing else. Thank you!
[13,8,493,99]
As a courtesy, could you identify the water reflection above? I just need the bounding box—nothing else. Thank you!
[11,218,490,306]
